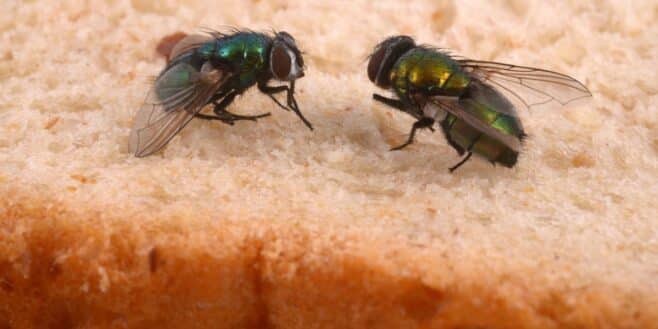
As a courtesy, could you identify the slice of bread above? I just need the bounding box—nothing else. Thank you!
[1,1,657,328]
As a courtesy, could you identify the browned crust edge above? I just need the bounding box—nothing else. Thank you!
[0,193,656,329]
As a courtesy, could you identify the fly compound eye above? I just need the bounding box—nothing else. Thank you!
[271,43,301,81]
[367,46,387,83]
[271,44,291,80]
[368,36,416,88]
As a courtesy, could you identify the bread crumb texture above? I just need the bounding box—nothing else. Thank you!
[1,0,657,328]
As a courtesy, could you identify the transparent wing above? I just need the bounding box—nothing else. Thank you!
[129,62,227,157]
[459,60,592,111]
[169,33,213,60]
[168,27,241,61]
[428,97,522,152]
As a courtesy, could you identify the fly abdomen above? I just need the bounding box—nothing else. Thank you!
[440,114,520,167]
[440,80,525,167]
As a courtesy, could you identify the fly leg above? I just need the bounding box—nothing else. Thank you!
[195,90,271,125]
[373,94,435,151]
[449,152,473,173]
[257,81,289,111]
[206,88,231,105]
[390,117,435,151]
[373,94,427,122]
[449,132,481,172]
[287,81,313,130]
[200,111,271,125]
[258,80,313,130]
[214,91,271,124]
[373,93,405,111]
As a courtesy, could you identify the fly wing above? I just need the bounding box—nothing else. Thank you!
[129,61,228,157]
[428,97,522,152]
[458,59,591,112]
[168,33,214,60]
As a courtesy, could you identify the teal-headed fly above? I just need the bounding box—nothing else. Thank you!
[130,30,312,157]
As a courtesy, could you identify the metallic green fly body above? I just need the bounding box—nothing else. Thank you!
[367,35,591,171]
[129,30,312,157]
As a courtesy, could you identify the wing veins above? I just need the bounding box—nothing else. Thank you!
[459,59,591,110]
[129,63,229,157]
[487,75,569,106]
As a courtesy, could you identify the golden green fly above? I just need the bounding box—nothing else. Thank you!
[367,35,591,171]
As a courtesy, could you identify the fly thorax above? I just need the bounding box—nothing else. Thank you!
[197,42,217,61]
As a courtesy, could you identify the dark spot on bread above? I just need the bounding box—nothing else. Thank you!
[0,314,9,329]
[156,31,188,60]
[0,278,12,293]
[35,302,74,329]
[48,260,62,278]
[148,247,160,273]
[399,282,444,323]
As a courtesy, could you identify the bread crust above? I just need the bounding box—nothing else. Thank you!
[2,1,657,328]
[1,193,656,329]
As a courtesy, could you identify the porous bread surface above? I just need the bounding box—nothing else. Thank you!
[1,0,657,328]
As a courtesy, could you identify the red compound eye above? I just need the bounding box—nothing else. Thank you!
[271,44,292,80]
[368,46,387,83]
